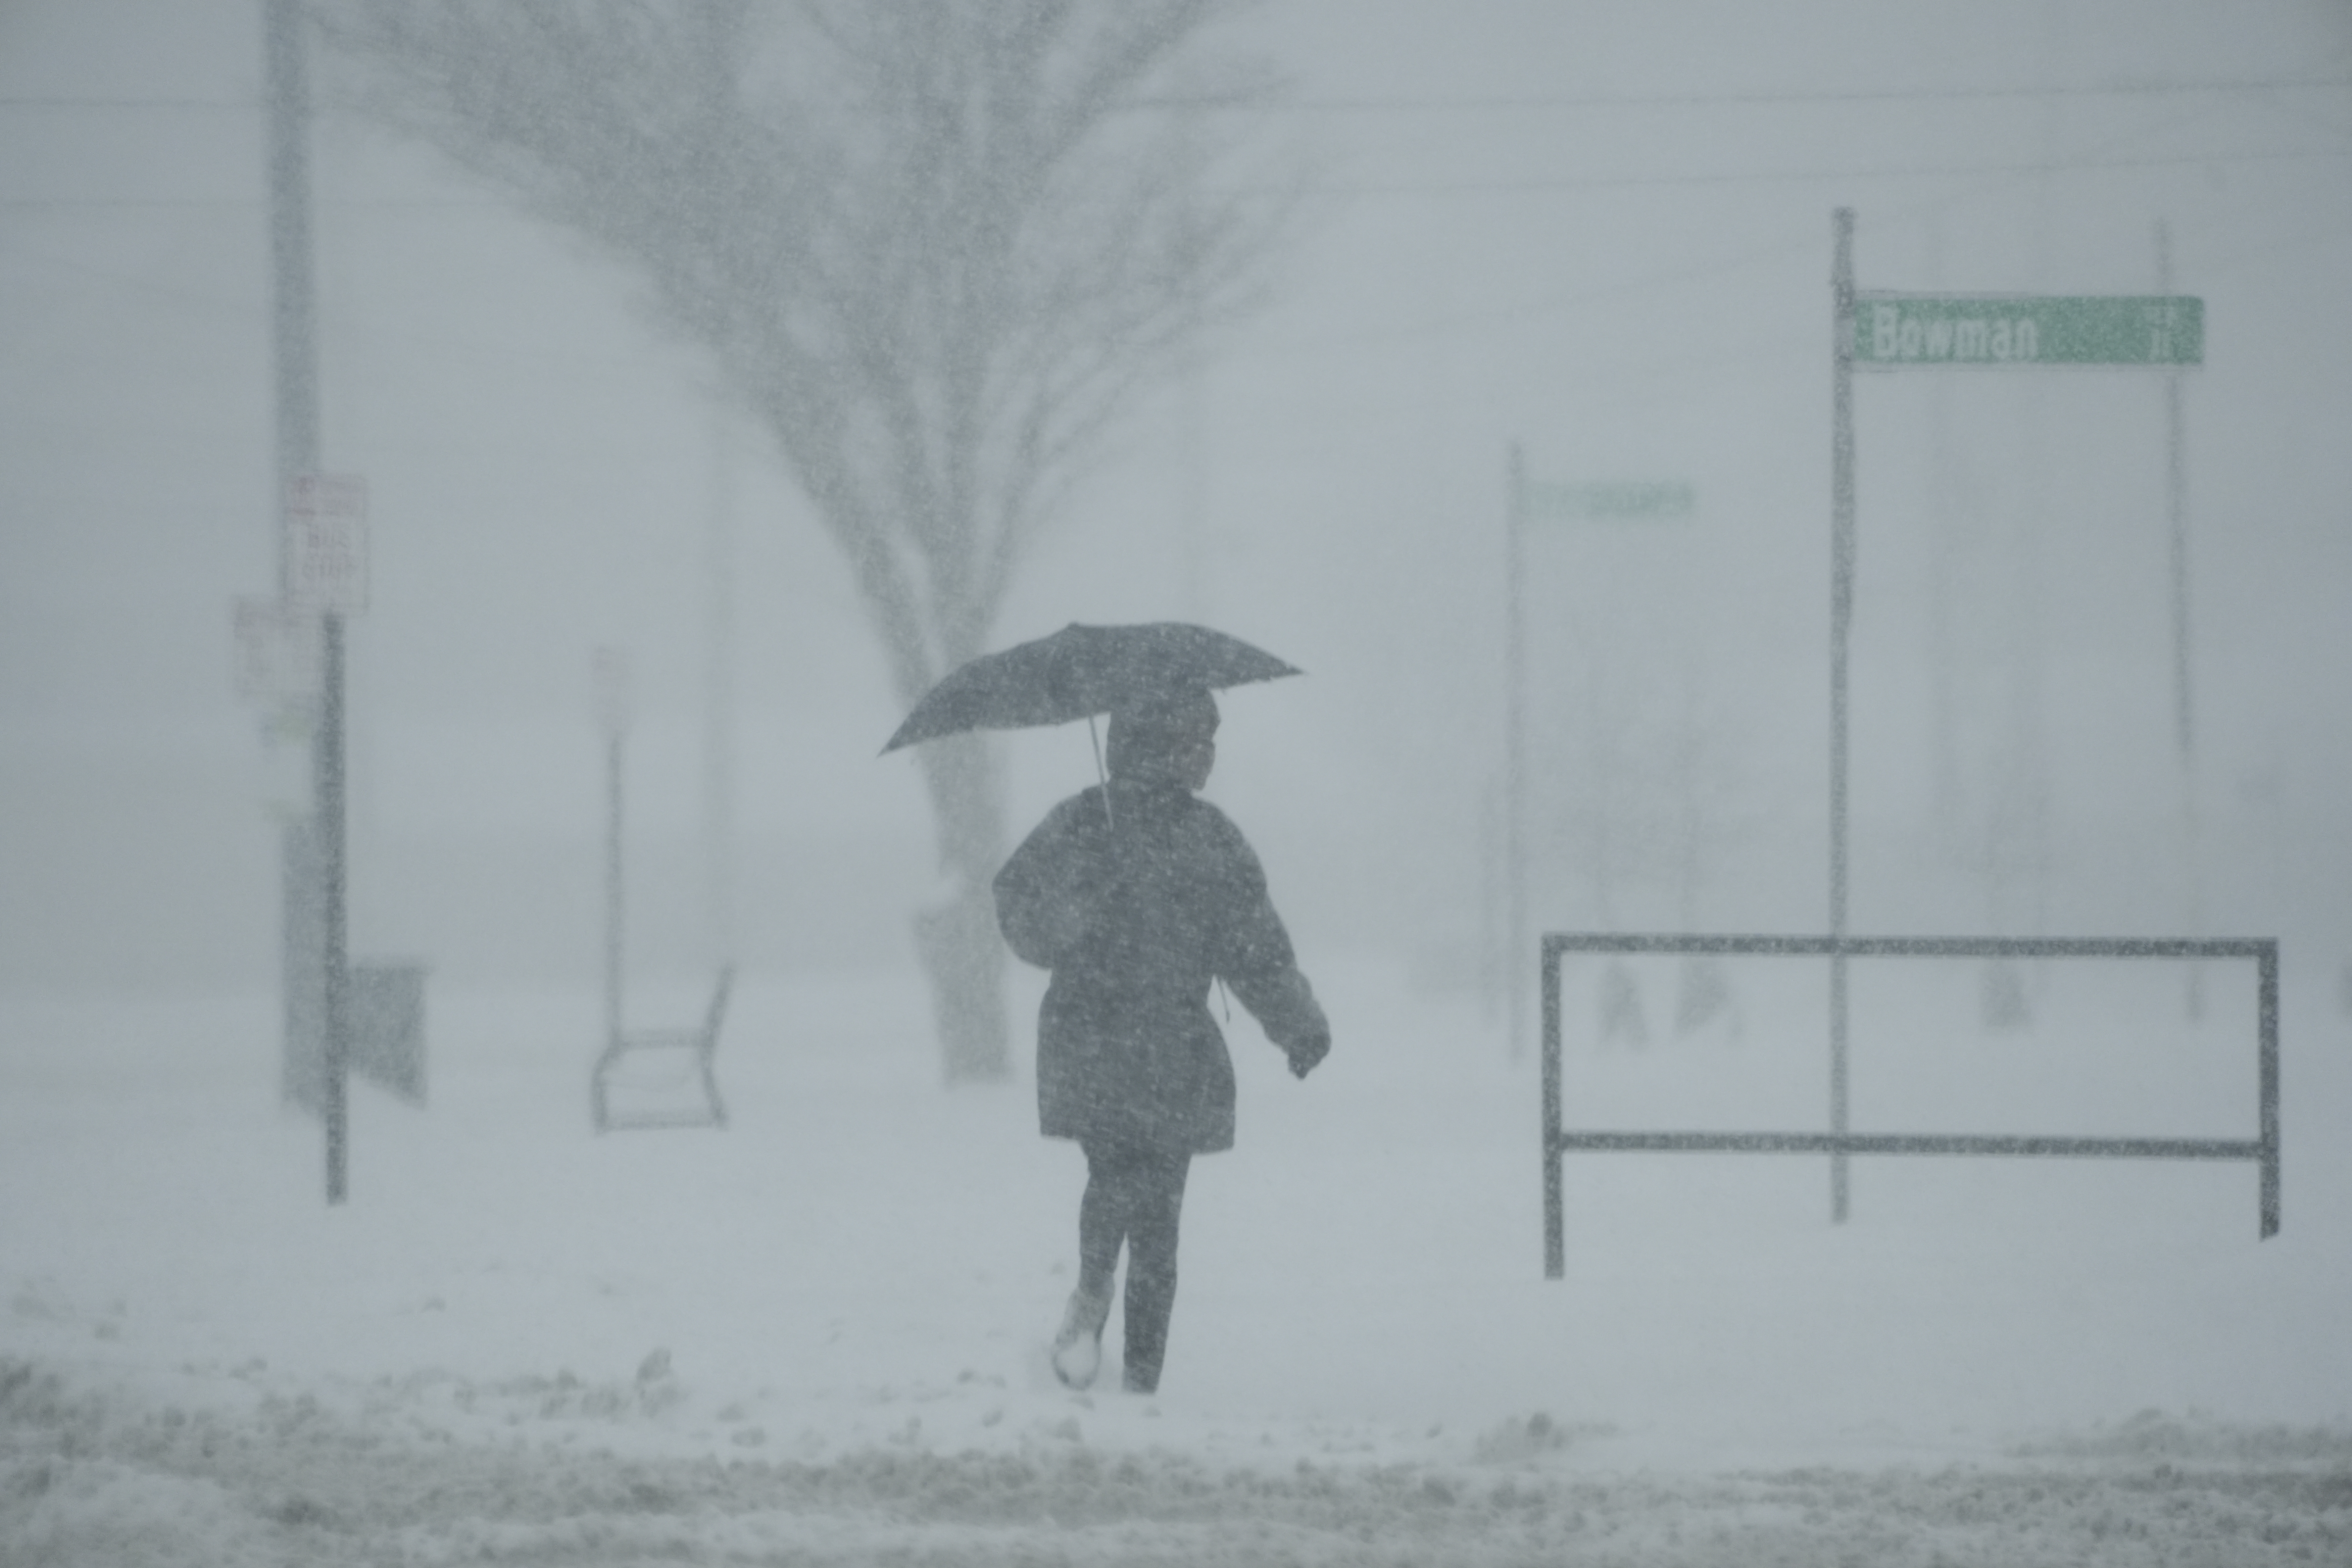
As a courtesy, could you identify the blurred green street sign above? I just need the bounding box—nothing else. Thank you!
[1853,293,2202,368]
[1526,480,1695,521]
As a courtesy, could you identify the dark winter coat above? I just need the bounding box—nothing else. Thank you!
[993,778,1327,1155]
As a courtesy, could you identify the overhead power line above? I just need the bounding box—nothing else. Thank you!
[10,139,2340,211]
[1302,144,2352,199]
[1137,76,2352,114]
[8,74,2349,115]
[0,97,255,109]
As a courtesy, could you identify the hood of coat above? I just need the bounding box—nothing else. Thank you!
[1106,688,1218,788]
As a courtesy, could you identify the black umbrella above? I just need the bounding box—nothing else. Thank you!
[880,621,1300,755]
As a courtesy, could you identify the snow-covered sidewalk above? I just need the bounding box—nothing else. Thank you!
[4,960,2348,1562]
[9,1353,2350,1566]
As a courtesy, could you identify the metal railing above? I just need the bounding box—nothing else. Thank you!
[1541,933,2280,1278]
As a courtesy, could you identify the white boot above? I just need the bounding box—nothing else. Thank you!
[1050,1286,1111,1390]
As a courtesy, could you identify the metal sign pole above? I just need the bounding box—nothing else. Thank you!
[595,647,630,1054]
[284,474,367,1201]
[320,610,349,1204]
[2157,218,2204,1020]
[1827,213,2204,1225]
[2157,223,2194,761]
[703,414,738,970]
[1829,209,1857,1225]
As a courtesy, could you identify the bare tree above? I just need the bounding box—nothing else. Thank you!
[313,0,1294,1079]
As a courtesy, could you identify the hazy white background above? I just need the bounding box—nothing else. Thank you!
[5,9,2352,1559]
[3,0,2349,1008]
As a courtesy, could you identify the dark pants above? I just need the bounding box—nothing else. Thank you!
[1077,1138,1192,1393]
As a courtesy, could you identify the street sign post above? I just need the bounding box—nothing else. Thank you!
[1853,293,2202,369]
[280,470,368,1204]
[246,480,420,1197]
[1502,466,1699,1057]
[1824,212,2208,1228]
[594,646,632,1059]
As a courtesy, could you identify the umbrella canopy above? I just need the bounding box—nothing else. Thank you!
[881,622,1300,754]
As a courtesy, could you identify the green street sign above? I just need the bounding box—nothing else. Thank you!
[1852,293,2202,369]
[1526,480,1695,521]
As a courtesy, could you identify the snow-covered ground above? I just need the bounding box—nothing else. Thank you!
[5,956,2349,1564]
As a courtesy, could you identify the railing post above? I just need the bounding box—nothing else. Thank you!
[1542,937,1564,1279]
[2259,939,2280,1238]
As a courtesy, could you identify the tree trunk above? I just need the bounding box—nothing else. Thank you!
[911,729,1011,1082]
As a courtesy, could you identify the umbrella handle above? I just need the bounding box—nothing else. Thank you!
[1088,714,1114,831]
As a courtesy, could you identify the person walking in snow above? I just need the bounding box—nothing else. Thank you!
[993,685,1330,1395]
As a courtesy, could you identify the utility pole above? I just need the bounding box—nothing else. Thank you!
[265,0,318,489]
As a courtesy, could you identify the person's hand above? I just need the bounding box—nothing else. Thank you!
[1286,1029,1330,1080]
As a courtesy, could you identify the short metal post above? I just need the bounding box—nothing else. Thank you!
[1542,937,1564,1278]
[605,728,624,1052]
[1829,947,1850,1223]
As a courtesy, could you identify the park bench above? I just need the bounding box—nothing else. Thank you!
[592,966,733,1132]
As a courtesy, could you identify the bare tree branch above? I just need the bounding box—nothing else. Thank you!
[312,0,1298,1078]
